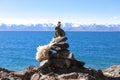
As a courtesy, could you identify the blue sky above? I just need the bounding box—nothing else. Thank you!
[0,0,120,25]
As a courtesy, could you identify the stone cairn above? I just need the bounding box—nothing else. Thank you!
[36,36,85,74]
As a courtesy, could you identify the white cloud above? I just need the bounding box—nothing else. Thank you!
[0,16,120,25]
[110,16,119,20]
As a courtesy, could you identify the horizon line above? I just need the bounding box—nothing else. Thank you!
[0,22,120,26]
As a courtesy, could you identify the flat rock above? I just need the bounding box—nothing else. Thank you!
[103,65,120,78]
[38,58,85,74]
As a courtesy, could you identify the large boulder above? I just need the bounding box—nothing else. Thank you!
[38,58,85,74]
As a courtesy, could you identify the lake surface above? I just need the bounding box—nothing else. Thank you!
[0,31,120,71]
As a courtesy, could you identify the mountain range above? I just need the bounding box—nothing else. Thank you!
[0,23,120,31]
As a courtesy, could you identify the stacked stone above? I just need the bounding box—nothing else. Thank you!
[51,37,70,59]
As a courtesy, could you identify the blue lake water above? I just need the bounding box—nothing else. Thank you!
[0,31,120,71]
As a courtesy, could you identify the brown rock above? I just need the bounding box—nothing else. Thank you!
[38,58,85,74]
[55,50,70,59]
[31,73,40,80]
[103,65,120,78]
[0,68,12,73]
[0,72,9,78]
[1,77,10,80]
[58,73,95,80]
[13,72,25,79]
[52,43,69,51]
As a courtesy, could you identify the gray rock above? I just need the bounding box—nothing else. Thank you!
[31,73,40,80]
[52,43,69,51]
[52,37,67,43]
[53,50,70,59]
[38,58,85,74]
[103,65,120,78]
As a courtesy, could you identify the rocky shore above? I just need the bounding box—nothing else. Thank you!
[0,59,120,80]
